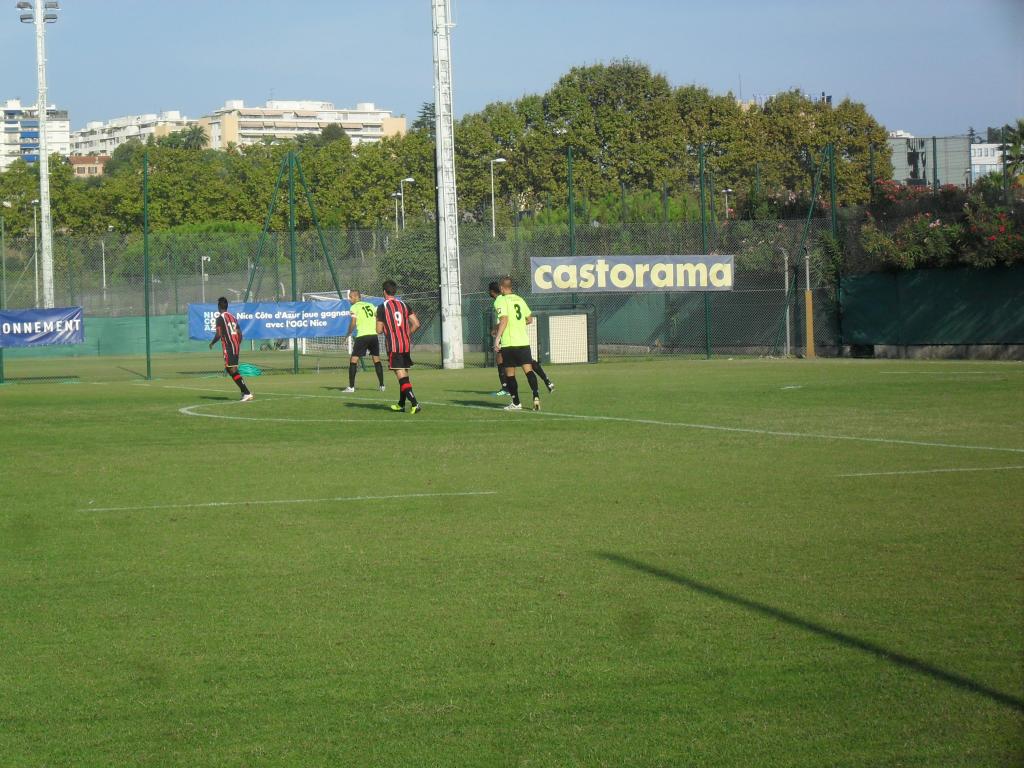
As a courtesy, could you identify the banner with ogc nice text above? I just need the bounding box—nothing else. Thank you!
[188,301,355,340]
[0,306,84,348]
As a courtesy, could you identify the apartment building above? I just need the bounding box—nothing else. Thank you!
[1,99,71,171]
[198,99,405,149]
[70,111,191,155]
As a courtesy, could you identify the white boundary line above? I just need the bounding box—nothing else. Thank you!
[158,384,1024,455]
[80,490,497,513]
[837,466,1024,478]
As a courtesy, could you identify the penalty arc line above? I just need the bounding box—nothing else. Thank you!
[837,465,1024,478]
[155,384,1024,455]
[79,490,498,514]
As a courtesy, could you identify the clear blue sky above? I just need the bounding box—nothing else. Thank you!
[0,0,1020,136]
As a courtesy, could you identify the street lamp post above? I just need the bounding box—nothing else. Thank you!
[1,201,10,309]
[200,255,210,303]
[18,0,59,308]
[723,188,733,220]
[101,224,113,304]
[489,157,506,238]
[32,199,40,305]
[399,177,414,230]
[390,192,402,233]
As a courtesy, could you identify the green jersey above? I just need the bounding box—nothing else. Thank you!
[350,301,378,337]
[494,293,531,347]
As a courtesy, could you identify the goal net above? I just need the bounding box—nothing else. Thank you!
[298,291,388,358]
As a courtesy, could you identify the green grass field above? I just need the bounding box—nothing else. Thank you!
[1,358,1022,767]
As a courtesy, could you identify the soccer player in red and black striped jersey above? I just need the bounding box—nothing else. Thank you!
[209,296,253,401]
[376,280,421,413]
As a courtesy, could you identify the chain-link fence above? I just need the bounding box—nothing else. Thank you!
[0,220,841,384]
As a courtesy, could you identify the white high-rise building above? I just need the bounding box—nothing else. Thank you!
[0,99,71,171]
[71,111,191,155]
[198,100,405,149]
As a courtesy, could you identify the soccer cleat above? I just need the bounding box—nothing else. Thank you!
[503,402,522,411]
[390,404,405,412]
[378,385,386,392]
[241,393,254,402]
[342,386,356,393]
[493,389,510,397]
[545,381,555,393]
[533,396,541,411]
[410,404,421,414]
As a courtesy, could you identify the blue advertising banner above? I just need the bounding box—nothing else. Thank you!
[187,300,383,340]
[0,306,85,348]
[530,255,735,293]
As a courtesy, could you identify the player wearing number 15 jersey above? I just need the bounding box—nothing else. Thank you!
[376,280,422,413]
[343,289,385,393]
[209,296,252,401]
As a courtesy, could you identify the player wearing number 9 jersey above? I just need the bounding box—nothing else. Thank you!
[209,296,252,401]
[376,280,422,413]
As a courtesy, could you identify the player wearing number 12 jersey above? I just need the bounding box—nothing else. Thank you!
[376,280,422,414]
[209,296,252,401]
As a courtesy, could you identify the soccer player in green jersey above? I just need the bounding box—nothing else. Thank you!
[492,276,542,411]
[488,280,553,397]
[343,289,385,393]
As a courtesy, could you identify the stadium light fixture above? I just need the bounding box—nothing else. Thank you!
[489,158,507,238]
[17,0,59,307]
[399,177,414,230]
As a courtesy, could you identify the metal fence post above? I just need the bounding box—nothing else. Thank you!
[932,135,939,192]
[143,153,153,380]
[568,145,577,308]
[288,151,299,374]
[699,145,711,359]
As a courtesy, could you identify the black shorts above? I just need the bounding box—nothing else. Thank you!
[223,349,239,367]
[388,351,414,370]
[501,346,532,368]
[352,335,380,358]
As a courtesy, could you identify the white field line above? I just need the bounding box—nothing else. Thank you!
[837,466,1024,478]
[155,384,1024,456]
[80,490,497,513]
[878,371,1018,376]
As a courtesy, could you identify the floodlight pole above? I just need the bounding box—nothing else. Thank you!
[432,0,464,368]
[21,0,58,308]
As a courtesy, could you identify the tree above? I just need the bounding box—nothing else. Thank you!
[410,102,435,133]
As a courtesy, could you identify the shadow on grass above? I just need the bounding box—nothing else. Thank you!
[342,401,398,411]
[117,366,148,379]
[597,552,1024,714]
[199,395,232,401]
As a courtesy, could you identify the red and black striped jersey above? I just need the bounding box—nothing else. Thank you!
[215,311,242,356]
[376,297,414,353]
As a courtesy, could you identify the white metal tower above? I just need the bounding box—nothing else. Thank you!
[431,0,464,368]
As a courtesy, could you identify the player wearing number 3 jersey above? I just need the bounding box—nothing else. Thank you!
[493,276,540,411]
[376,280,422,414]
[209,296,253,401]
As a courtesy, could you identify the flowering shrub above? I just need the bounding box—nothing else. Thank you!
[960,205,1023,267]
[859,212,962,269]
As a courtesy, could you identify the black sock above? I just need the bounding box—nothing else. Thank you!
[228,368,250,395]
[506,375,520,405]
[348,362,357,388]
[374,361,384,386]
[399,376,417,407]
[526,371,540,398]
[497,363,508,389]
[532,361,550,385]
